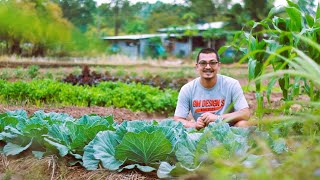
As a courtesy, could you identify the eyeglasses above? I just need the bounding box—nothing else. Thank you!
[198,60,219,67]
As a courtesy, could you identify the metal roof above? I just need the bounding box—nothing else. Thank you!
[102,33,169,40]
[157,21,224,33]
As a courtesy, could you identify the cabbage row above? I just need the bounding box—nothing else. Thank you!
[0,110,287,178]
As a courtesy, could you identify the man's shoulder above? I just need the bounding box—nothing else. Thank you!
[218,74,239,84]
[183,77,199,87]
[180,77,199,91]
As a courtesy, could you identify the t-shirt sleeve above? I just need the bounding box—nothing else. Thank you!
[174,86,190,118]
[232,81,249,111]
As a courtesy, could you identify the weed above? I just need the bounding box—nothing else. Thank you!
[27,65,39,79]
[0,69,9,80]
[71,66,81,75]
[44,71,53,79]
[14,66,24,79]
[115,67,126,77]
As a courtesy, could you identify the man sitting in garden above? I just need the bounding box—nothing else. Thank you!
[174,48,250,130]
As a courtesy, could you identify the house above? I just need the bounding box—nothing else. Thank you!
[102,21,226,59]
[102,34,170,59]
[157,21,226,57]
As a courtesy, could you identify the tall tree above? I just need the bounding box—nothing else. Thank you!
[0,0,73,56]
[244,0,274,22]
[97,3,114,35]
[186,0,217,23]
[125,19,146,34]
[98,0,131,36]
[145,2,188,33]
[224,0,274,31]
[97,1,189,35]
[53,0,97,32]
[224,3,249,30]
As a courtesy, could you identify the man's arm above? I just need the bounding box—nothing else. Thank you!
[220,108,250,124]
[201,108,250,125]
[227,81,250,123]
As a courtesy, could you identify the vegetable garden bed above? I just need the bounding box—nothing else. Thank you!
[0,109,287,179]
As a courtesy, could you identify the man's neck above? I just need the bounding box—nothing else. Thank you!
[200,77,217,88]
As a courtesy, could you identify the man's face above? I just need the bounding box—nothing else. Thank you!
[196,53,220,80]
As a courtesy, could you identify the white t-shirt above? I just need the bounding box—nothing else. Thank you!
[174,74,249,121]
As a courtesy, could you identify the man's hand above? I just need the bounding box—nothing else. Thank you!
[200,112,219,125]
[195,118,205,130]
[174,116,206,129]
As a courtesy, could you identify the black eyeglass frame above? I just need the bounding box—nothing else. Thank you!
[197,60,219,67]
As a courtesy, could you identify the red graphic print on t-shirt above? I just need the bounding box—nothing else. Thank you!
[193,99,225,113]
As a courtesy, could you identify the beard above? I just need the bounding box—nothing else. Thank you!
[203,76,214,80]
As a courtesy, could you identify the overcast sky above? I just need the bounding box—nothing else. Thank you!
[95,0,289,6]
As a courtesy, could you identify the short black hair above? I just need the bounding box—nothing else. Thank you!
[196,48,220,63]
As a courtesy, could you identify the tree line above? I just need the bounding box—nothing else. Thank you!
[0,0,317,57]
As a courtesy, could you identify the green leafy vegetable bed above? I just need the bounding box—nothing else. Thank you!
[0,79,178,114]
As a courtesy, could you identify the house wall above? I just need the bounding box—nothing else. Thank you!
[109,39,152,59]
[113,40,139,59]
[139,39,149,58]
[164,36,208,57]
[173,42,190,57]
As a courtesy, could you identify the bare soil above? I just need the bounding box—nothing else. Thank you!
[0,104,168,122]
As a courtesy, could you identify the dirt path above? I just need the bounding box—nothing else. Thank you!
[0,104,170,123]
